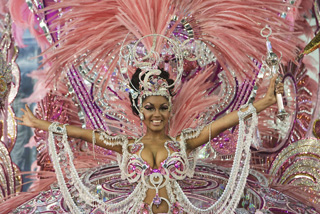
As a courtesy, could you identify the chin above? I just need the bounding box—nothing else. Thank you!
[149,126,166,132]
[145,122,168,132]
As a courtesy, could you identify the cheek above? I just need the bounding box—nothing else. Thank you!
[143,111,152,119]
[163,112,170,120]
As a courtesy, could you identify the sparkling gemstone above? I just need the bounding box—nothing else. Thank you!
[174,162,181,168]
[152,169,160,173]
[153,194,161,207]
[131,143,142,153]
[96,184,102,194]
[171,202,182,214]
[167,141,181,152]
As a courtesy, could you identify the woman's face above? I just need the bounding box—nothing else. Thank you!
[141,96,170,132]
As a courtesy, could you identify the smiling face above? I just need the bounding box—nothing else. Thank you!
[141,96,170,133]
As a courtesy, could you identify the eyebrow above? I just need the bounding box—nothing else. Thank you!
[143,103,153,106]
[143,102,168,106]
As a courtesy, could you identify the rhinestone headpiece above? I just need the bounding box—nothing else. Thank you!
[129,68,172,112]
[119,34,186,115]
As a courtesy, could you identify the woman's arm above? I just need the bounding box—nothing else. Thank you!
[185,75,284,152]
[15,105,123,153]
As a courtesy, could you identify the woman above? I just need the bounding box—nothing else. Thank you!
[16,68,283,213]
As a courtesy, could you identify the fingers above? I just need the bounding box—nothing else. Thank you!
[25,104,32,113]
[15,105,31,123]
[269,74,278,90]
[20,108,27,114]
[14,116,23,121]
[275,83,284,94]
[14,117,24,126]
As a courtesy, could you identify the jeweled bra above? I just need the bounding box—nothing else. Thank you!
[124,138,188,213]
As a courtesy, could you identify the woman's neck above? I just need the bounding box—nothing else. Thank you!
[144,129,168,141]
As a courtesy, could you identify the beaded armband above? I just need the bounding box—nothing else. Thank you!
[98,132,127,147]
[181,127,202,140]
[48,122,68,135]
[237,103,257,120]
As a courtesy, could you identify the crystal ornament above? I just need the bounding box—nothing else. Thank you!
[118,34,186,115]
[260,25,288,121]
[153,193,161,207]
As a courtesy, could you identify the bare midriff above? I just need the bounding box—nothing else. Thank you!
[144,187,169,213]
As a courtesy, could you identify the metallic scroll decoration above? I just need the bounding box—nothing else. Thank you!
[313,119,320,139]
[0,14,20,152]
[0,141,22,201]
[269,138,320,206]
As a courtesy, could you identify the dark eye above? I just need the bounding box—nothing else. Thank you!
[160,106,169,111]
[144,106,154,111]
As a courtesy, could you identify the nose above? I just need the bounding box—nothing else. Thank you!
[153,108,161,117]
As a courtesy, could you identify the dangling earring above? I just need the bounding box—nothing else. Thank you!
[139,112,144,121]
[139,111,144,133]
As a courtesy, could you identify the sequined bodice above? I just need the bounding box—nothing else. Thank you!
[126,140,187,183]
[119,138,189,212]
[115,131,200,213]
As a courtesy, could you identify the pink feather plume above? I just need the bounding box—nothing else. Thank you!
[170,66,219,136]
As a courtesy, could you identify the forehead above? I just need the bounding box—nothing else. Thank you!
[142,96,169,105]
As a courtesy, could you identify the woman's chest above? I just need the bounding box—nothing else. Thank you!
[140,145,168,169]
[127,141,184,172]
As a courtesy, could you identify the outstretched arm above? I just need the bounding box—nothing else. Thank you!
[15,105,123,153]
[185,75,283,152]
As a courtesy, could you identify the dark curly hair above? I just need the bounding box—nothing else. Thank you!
[129,68,174,115]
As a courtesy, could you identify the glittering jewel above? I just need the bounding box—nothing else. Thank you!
[130,143,143,154]
[170,202,183,214]
[152,193,161,207]
[139,203,151,214]
[167,141,181,152]
[248,203,256,213]
[96,184,102,194]
[136,70,173,110]
[241,194,249,207]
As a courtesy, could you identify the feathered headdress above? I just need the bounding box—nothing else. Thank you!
[14,0,312,136]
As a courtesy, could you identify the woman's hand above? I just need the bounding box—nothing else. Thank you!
[15,104,39,128]
[264,74,284,105]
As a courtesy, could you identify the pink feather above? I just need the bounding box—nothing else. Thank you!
[170,66,220,136]
[8,0,50,49]
[22,68,52,104]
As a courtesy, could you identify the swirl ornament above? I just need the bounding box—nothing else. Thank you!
[253,59,318,153]
[269,139,320,206]
[0,141,21,201]
[313,119,320,139]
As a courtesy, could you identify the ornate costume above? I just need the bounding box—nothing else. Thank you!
[0,0,320,214]
[43,104,258,214]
